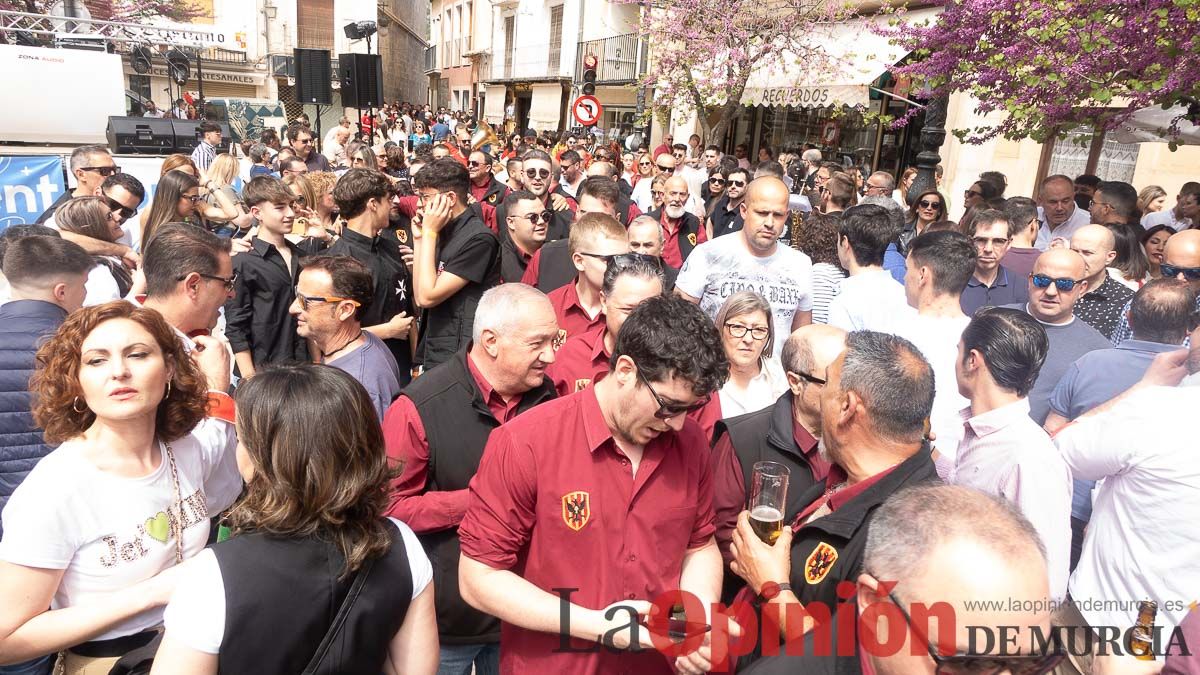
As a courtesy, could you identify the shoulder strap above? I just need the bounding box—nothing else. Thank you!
[301,557,376,675]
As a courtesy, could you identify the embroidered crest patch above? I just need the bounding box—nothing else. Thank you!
[573,378,592,392]
[397,229,409,244]
[804,542,838,584]
[554,328,568,350]
[562,491,591,531]
[687,232,698,246]
[487,193,499,204]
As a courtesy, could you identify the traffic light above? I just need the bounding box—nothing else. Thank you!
[582,53,597,96]
[165,48,191,85]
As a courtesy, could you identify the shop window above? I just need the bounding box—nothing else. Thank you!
[1041,125,1140,183]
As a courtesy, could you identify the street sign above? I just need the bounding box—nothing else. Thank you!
[572,95,602,127]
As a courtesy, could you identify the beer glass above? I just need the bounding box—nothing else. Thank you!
[749,461,789,544]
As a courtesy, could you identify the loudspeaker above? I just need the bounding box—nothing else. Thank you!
[106,116,175,154]
[170,120,231,154]
[294,48,332,105]
[338,53,383,108]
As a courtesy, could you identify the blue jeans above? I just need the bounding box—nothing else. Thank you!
[437,642,499,675]
[0,654,53,675]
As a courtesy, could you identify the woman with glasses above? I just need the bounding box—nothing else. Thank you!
[151,364,437,674]
[1142,224,1173,279]
[201,154,253,239]
[0,301,240,672]
[711,291,788,418]
[140,171,204,252]
[649,174,669,213]
[705,169,729,222]
[903,190,949,244]
[282,173,321,238]
[631,151,654,187]
[343,141,378,171]
[408,121,431,149]
[55,197,135,304]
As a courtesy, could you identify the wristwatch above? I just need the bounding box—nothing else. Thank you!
[758,581,793,603]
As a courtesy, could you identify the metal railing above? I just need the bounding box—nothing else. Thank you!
[575,33,645,83]
[0,8,239,50]
[199,46,246,64]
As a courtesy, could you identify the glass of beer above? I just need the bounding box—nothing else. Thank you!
[749,461,789,544]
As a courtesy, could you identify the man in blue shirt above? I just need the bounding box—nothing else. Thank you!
[431,118,450,142]
[1044,278,1194,570]
[961,208,1028,315]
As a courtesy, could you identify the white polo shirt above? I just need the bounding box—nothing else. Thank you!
[1036,204,1092,250]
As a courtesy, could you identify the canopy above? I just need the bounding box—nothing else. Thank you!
[1109,106,1200,145]
[741,8,940,109]
[484,85,507,125]
[528,83,563,131]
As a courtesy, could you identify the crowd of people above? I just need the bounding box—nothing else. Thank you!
[0,112,1197,675]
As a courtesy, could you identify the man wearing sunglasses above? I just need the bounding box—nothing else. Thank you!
[34,145,118,226]
[1004,249,1110,424]
[708,168,749,238]
[499,191,552,283]
[140,222,236,354]
[730,331,940,671]
[710,324,846,600]
[493,150,573,247]
[460,295,730,675]
[467,150,508,207]
[1109,228,1200,346]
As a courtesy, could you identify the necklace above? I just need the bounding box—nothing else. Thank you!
[321,331,363,362]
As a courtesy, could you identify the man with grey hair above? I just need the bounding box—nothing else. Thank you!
[741,484,1058,673]
[801,148,823,192]
[862,171,896,199]
[382,282,559,673]
[34,144,118,226]
[711,324,846,599]
[729,330,940,667]
[249,143,275,178]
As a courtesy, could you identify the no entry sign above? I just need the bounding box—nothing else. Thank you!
[572,95,602,126]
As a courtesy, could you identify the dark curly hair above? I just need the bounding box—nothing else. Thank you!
[227,364,396,578]
[794,212,844,267]
[31,301,208,444]
[611,295,729,396]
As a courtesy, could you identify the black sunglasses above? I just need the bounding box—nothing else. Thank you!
[80,166,121,176]
[178,271,237,291]
[1160,263,1200,280]
[656,164,675,173]
[917,199,942,210]
[521,210,555,225]
[709,177,726,185]
[635,362,710,419]
[525,168,551,179]
[792,371,826,386]
[1030,273,1085,292]
[102,195,137,220]
[727,179,746,187]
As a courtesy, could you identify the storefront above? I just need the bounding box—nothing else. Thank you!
[123,61,270,114]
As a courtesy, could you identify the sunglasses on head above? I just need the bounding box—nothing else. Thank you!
[525,168,551,180]
[1030,273,1084,292]
[1160,263,1200,280]
[918,199,942,210]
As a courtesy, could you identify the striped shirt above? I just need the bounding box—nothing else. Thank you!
[190,141,216,172]
[810,262,846,325]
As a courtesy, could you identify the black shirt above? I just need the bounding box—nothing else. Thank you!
[224,236,307,371]
[500,236,536,284]
[419,209,500,368]
[709,196,745,237]
[327,226,415,381]
[1074,274,1135,340]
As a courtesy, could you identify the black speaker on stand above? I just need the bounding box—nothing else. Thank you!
[106,116,175,154]
[294,48,333,105]
[338,53,383,109]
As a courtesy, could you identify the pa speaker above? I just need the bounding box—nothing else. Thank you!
[170,120,230,154]
[294,48,332,105]
[338,53,383,108]
[106,116,175,154]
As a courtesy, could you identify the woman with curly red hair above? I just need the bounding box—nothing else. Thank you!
[0,301,241,672]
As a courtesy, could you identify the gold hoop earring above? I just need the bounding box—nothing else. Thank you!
[165,380,173,398]
[72,397,87,413]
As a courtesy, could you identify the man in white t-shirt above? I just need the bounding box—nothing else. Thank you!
[675,176,813,359]
[1037,174,1092,249]
[827,203,912,333]
[892,230,976,464]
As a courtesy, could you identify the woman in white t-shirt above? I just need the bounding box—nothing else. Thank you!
[713,291,789,419]
[152,364,437,674]
[55,196,134,305]
[0,301,240,671]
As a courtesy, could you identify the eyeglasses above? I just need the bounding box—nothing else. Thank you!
[80,166,121,176]
[102,195,137,220]
[972,236,1011,248]
[519,210,555,225]
[635,362,710,419]
[579,252,663,271]
[639,161,653,167]
[293,195,308,207]
[866,183,889,192]
[965,189,984,199]
[1160,263,1200,280]
[415,190,450,204]
[792,371,826,386]
[467,160,487,168]
[656,164,675,173]
[294,290,362,311]
[727,179,746,188]
[177,271,237,292]
[185,194,203,203]
[724,322,769,341]
[887,590,1064,674]
[651,190,665,199]
[525,168,552,180]
[1030,273,1085,292]
[709,177,726,185]
[917,200,942,210]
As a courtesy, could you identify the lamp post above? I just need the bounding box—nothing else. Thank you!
[906,94,947,207]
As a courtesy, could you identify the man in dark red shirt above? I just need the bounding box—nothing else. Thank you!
[383,283,559,673]
[498,191,550,283]
[534,213,629,341]
[547,254,664,396]
[468,150,509,207]
[647,175,707,268]
[459,295,731,674]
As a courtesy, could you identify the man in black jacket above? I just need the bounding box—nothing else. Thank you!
[740,484,1056,674]
[729,330,941,668]
[0,232,92,541]
[382,283,558,674]
[711,324,846,595]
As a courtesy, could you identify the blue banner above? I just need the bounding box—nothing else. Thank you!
[0,156,66,229]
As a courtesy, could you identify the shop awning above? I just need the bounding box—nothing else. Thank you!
[484,85,507,125]
[1109,105,1200,145]
[529,83,563,131]
[741,8,940,109]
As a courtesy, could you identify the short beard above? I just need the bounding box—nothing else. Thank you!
[665,205,685,220]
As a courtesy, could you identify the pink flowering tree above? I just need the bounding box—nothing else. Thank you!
[617,0,857,142]
[1,0,202,22]
[882,0,1200,145]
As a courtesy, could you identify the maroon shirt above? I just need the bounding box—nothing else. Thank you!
[659,209,708,269]
[459,387,717,674]
[545,281,605,342]
[546,324,611,396]
[383,353,523,533]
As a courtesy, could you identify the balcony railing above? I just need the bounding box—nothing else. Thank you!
[199,46,247,64]
[575,33,645,83]
[425,45,437,72]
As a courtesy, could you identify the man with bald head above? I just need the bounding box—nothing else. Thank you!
[646,174,706,267]
[677,177,814,358]
[1070,224,1134,339]
[1005,248,1110,423]
[711,324,847,595]
[1037,174,1092,249]
[626,214,678,289]
[1110,228,1200,344]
